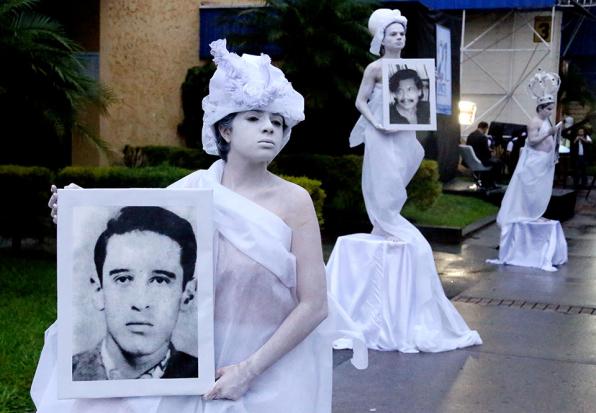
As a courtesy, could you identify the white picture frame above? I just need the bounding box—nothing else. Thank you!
[56,188,215,399]
[382,58,437,131]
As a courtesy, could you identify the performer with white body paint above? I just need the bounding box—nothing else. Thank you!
[36,39,366,413]
[327,9,482,353]
[488,69,568,271]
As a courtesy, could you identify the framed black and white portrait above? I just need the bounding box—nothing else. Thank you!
[382,58,437,131]
[56,189,214,399]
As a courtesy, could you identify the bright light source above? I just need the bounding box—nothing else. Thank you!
[458,100,477,125]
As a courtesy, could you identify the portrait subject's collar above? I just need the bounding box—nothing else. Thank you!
[100,339,172,380]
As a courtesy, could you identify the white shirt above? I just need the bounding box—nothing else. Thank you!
[578,134,592,156]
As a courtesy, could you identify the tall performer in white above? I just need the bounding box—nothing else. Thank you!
[328,9,481,353]
[489,69,568,271]
[36,39,366,413]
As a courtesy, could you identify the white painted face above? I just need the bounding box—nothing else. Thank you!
[382,22,406,51]
[538,103,555,118]
[221,110,285,163]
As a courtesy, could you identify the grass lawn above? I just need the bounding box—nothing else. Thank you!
[402,193,498,228]
[0,250,56,413]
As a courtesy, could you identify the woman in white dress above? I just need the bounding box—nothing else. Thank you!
[331,9,481,352]
[36,39,366,413]
[491,70,567,271]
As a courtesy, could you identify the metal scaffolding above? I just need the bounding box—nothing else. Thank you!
[460,7,558,133]
[557,0,596,7]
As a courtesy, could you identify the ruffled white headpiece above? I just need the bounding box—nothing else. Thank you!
[528,68,560,106]
[368,9,408,56]
[201,39,305,155]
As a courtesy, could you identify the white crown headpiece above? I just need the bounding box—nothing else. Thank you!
[527,69,560,106]
[201,39,304,155]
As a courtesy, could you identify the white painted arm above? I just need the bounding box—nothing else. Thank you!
[355,63,390,132]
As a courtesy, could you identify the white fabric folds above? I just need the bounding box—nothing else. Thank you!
[490,122,568,271]
[497,143,556,227]
[31,160,366,413]
[327,234,482,352]
[337,84,481,352]
[487,220,567,272]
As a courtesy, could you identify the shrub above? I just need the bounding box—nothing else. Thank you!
[0,165,54,248]
[57,165,192,188]
[177,64,217,148]
[57,166,325,225]
[407,160,443,210]
[123,145,217,170]
[281,175,326,225]
[271,153,442,234]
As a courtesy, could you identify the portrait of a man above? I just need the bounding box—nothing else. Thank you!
[72,206,199,381]
[389,68,430,125]
[381,58,436,131]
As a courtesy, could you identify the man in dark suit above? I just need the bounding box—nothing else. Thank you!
[73,206,199,380]
[570,127,593,188]
[466,121,502,187]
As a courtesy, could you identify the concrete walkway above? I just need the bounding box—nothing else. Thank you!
[332,194,596,413]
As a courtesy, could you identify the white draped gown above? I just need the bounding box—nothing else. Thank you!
[327,84,482,352]
[489,119,568,271]
[31,160,367,413]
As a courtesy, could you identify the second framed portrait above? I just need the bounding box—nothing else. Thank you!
[382,58,437,131]
[56,188,214,399]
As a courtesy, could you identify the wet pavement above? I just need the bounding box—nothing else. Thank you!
[332,191,596,413]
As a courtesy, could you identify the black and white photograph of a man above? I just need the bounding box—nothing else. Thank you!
[72,206,199,381]
[57,189,214,398]
[389,68,430,125]
[382,58,436,131]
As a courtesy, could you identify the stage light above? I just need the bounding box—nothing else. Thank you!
[458,100,477,125]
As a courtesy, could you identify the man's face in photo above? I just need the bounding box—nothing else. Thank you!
[396,77,421,111]
[100,230,185,357]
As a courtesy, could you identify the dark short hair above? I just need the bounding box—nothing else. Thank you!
[477,121,489,129]
[214,113,236,161]
[389,69,423,94]
[94,207,197,289]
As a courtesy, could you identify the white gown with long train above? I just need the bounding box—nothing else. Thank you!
[31,160,367,413]
[327,84,482,352]
[488,119,568,271]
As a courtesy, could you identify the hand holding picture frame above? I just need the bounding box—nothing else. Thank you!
[57,188,214,399]
[382,58,437,131]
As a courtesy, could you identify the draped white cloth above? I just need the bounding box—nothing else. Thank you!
[327,85,482,352]
[489,119,568,271]
[489,219,567,272]
[31,160,367,413]
[350,85,424,230]
[327,234,482,352]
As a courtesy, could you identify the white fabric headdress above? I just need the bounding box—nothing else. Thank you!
[528,68,560,106]
[368,9,408,56]
[201,39,305,155]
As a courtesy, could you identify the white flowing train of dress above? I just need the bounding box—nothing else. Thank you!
[327,85,482,352]
[488,120,568,271]
[31,160,367,413]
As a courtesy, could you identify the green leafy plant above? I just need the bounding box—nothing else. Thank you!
[177,63,216,148]
[0,0,112,167]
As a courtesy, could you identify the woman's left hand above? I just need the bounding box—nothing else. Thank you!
[203,362,257,401]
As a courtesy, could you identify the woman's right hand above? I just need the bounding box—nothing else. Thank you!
[373,122,392,133]
[48,183,82,224]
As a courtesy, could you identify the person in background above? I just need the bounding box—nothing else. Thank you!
[466,121,502,187]
[571,127,593,188]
